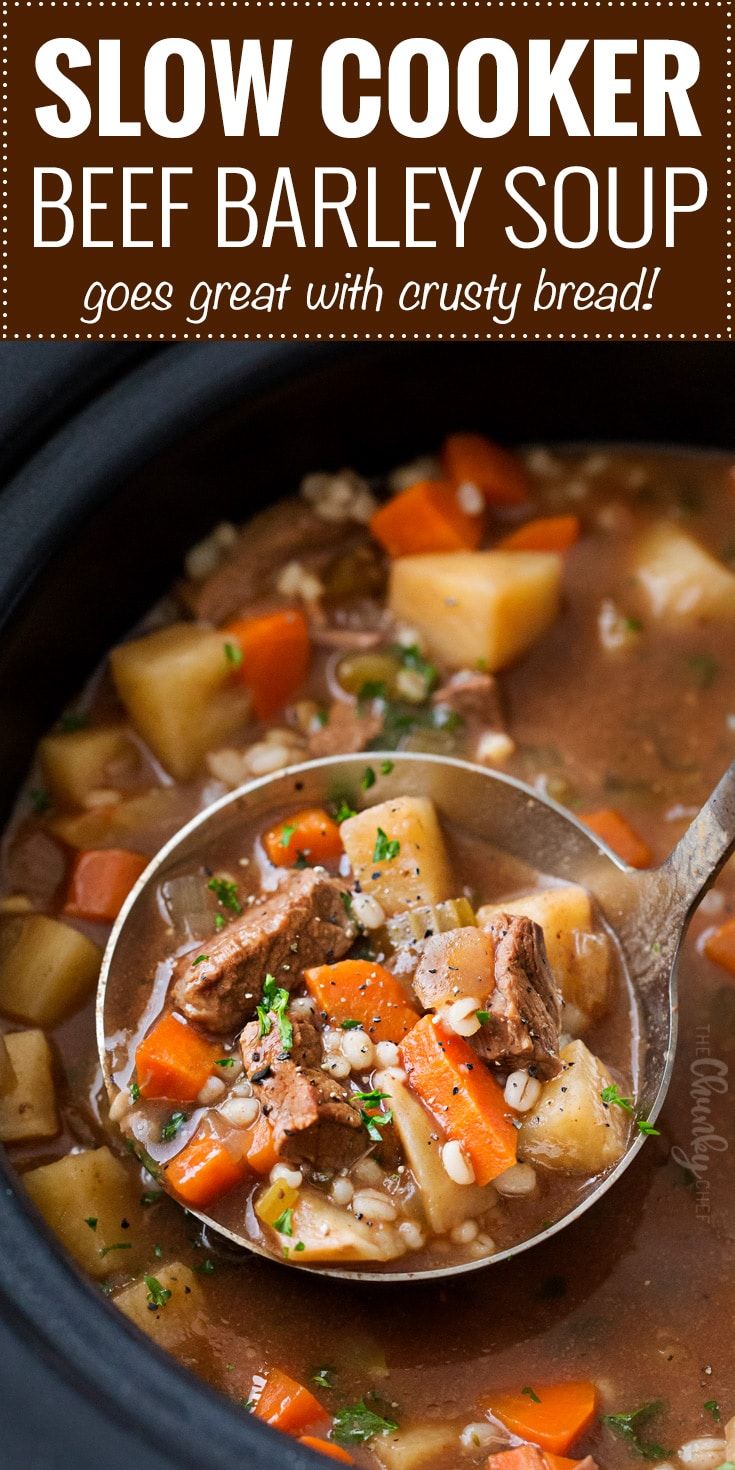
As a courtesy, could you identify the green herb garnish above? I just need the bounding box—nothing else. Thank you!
[393,642,439,694]
[161,1110,187,1142]
[145,1275,172,1309]
[129,1080,140,1102]
[84,1217,98,1231]
[334,799,357,824]
[195,1258,215,1274]
[704,1401,721,1423]
[273,1208,294,1236]
[140,1191,162,1206]
[380,760,394,775]
[208,876,243,915]
[354,1089,393,1142]
[601,1084,660,1137]
[358,680,388,704]
[312,1367,335,1389]
[214,913,225,932]
[99,1242,132,1257]
[521,1386,542,1404]
[192,955,209,967]
[280,823,296,848]
[215,1057,235,1068]
[340,1019,361,1030]
[333,1401,398,1445]
[476,1010,490,1025]
[362,766,377,790]
[373,828,400,863]
[224,641,243,668]
[256,973,293,1053]
[602,1401,671,1460]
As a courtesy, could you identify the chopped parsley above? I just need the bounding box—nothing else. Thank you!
[129,1080,140,1103]
[358,680,388,704]
[704,1401,721,1423]
[99,1242,132,1257]
[476,1010,490,1025]
[312,1367,335,1389]
[362,765,377,791]
[273,1208,294,1236]
[685,652,719,689]
[192,955,209,967]
[602,1401,671,1460]
[373,828,400,863]
[214,913,225,932]
[215,1057,235,1068]
[84,1217,98,1231]
[334,799,357,824]
[194,1258,215,1274]
[145,1275,172,1309]
[279,823,296,848]
[354,1089,393,1142]
[208,876,243,915]
[256,973,293,1053]
[224,640,243,668]
[521,1386,542,1404]
[380,760,394,776]
[393,642,439,694]
[333,1400,399,1446]
[140,1191,162,1206]
[29,787,51,814]
[340,1019,361,1030]
[625,616,643,633]
[293,1241,305,1252]
[161,1110,187,1143]
[600,1084,660,1137]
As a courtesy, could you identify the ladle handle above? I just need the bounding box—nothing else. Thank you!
[659,759,735,914]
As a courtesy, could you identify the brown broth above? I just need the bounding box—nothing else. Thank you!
[2,445,735,1467]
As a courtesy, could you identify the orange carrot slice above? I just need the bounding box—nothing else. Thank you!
[246,1112,281,1175]
[370,480,485,557]
[254,1370,330,1436]
[442,433,528,506]
[486,1447,549,1470]
[485,1382,598,1455]
[305,958,418,1043]
[63,848,148,923]
[704,916,735,976]
[135,1012,220,1102]
[166,1131,247,1207]
[299,1438,355,1463]
[579,809,652,869]
[399,1014,517,1185]
[224,608,310,721]
[263,808,343,868]
[498,515,581,554]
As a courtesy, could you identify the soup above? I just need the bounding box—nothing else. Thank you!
[1,435,734,1470]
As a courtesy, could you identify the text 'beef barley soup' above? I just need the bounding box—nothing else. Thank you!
[1,435,734,1470]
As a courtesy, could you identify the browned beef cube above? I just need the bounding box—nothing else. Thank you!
[240,1019,365,1172]
[173,870,355,1034]
[474,913,562,1079]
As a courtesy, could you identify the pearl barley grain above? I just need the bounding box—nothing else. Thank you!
[504,1070,542,1112]
[446,995,483,1038]
[495,1163,537,1197]
[442,1140,476,1185]
[342,1029,376,1071]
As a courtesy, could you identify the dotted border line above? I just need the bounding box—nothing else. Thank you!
[3,0,730,342]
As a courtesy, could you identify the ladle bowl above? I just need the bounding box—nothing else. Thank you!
[96,751,735,1282]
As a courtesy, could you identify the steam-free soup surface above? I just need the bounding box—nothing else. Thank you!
[1,440,734,1470]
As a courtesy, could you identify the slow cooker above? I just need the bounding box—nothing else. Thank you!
[0,341,732,1469]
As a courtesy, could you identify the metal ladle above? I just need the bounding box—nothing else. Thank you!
[97,751,735,1282]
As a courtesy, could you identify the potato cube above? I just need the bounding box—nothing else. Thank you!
[388,1073,497,1233]
[374,1424,457,1470]
[414,928,495,1009]
[111,623,252,780]
[51,786,190,852]
[633,524,735,621]
[478,886,610,1020]
[519,1040,630,1174]
[39,725,138,809]
[0,1032,15,1094]
[114,1262,203,1348]
[0,1030,58,1142]
[290,1188,404,1262]
[23,1146,148,1278]
[388,551,562,671]
[341,797,452,917]
[0,915,101,1025]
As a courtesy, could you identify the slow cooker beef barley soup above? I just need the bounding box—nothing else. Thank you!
[1,435,734,1470]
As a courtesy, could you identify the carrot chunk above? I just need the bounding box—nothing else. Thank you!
[135,1012,220,1102]
[370,480,485,557]
[442,433,528,506]
[486,1447,549,1470]
[166,1131,247,1207]
[579,809,652,869]
[484,1382,598,1455]
[224,608,310,721]
[246,1112,281,1175]
[399,1014,517,1186]
[704,916,735,976]
[498,515,581,554]
[263,808,343,869]
[63,848,148,923]
[305,958,418,1043]
[299,1439,355,1464]
[254,1370,330,1436]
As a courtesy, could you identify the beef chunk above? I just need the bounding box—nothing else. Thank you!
[179,501,363,625]
[241,1018,365,1171]
[473,913,562,1078]
[173,870,356,1033]
[307,700,382,758]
